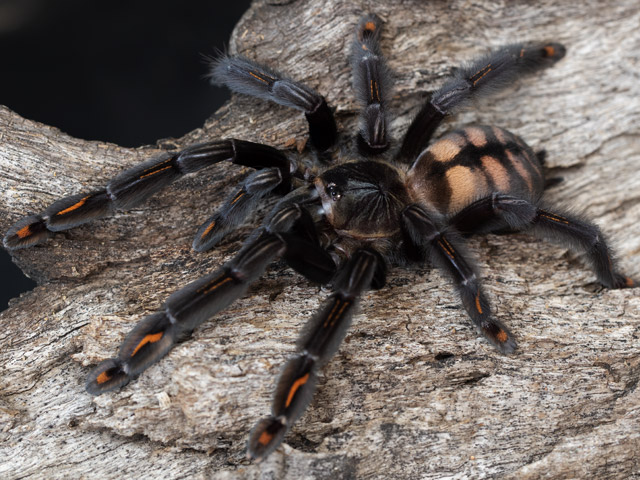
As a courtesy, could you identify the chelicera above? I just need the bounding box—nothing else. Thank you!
[3,14,634,460]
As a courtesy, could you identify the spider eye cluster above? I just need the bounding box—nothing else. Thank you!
[326,183,342,201]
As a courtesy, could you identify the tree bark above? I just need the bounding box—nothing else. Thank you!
[1,1,639,478]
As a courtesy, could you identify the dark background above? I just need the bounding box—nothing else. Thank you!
[0,0,253,311]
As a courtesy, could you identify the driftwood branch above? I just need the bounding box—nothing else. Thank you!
[1,1,639,478]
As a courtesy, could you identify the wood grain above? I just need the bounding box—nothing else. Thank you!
[1,1,639,478]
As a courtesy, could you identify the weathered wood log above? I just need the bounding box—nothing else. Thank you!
[1,1,639,478]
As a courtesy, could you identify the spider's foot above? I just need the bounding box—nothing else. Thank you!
[611,273,635,289]
[481,320,517,355]
[86,358,130,395]
[541,42,566,62]
[247,416,287,461]
[3,214,51,249]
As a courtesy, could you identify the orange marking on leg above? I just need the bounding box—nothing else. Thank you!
[200,220,216,240]
[16,225,32,239]
[258,430,274,446]
[56,195,90,216]
[262,71,276,81]
[249,71,269,84]
[364,21,376,32]
[441,237,456,257]
[625,277,634,287]
[471,64,492,86]
[438,239,455,260]
[285,373,310,408]
[544,45,556,57]
[540,213,569,224]
[496,329,508,343]
[519,48,525,58]
[475,294,483,314]
[96,370,112,384]
[139,164,173,180]
[131,332,164,357]
[231,191,245,205]
[201,276,233,296]
[323,298,341,328]
[140,157,172,174]
[329,300,350,327]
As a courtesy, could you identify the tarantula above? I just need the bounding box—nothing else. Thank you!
[3,15,634,460]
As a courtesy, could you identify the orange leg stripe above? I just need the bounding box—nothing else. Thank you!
[437,240,455,260]
[16,225,32,239]
[200,220,216,239]
[258,430,274,446]
[330,301,350,327]
[249,71,269,84]
[475,294,483,314]
[442,236,456,254]
[285,373,310,408]
[139,164,173,180]
[140,157,172,175]
[496,329,508,343]
[471,64,492,86]
[131,332,164,357]
[258,71,276,81]
[540,213,569,224]
[230,191,245,205]
[201,276,233,296]
[544,45,556,57]
[197,273,227,294]
[626,277,634,287]
[364,21,376,31]
[323,298,341,328]
[56,195,90,216]
[96,370,112,384]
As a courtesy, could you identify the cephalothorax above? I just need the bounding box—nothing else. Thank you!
[4,15,634,460]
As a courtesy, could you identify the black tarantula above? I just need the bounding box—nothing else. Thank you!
[4,15,635,460]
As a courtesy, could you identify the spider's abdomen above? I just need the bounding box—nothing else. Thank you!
[407,126,544,216]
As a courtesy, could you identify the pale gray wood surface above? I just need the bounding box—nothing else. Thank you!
[1,1,639,478]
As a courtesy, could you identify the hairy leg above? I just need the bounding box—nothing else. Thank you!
[4,140,292,249]
[402,203,517,352]
[399,42,565,161]
[351,14,392,155]
[247,248,384,460]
